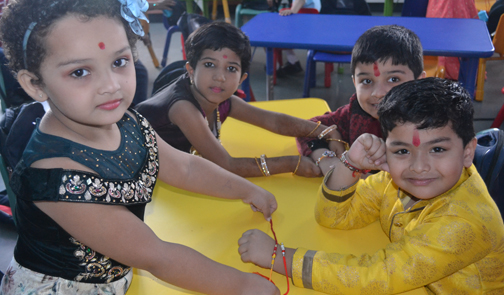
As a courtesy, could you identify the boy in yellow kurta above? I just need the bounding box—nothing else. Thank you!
[239,78,504,294]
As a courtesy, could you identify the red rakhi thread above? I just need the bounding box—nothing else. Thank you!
[254,219,290,294]
[269,243,278,281]
[281,243,290,295]
[270,219,278,244]
[269,219,290,295]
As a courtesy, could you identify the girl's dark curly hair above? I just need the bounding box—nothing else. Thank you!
[0,0,139,82]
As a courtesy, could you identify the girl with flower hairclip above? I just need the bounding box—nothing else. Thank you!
[0,0,279,294]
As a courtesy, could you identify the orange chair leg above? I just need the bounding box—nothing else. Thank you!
[475,58,487,102]
[212,0,218,20]
[324,63,333,88]
[221,0,231,23]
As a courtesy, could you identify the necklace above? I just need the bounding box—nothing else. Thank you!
[190,109,221,156]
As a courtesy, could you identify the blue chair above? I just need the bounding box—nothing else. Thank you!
[401,0,428,17]
[303,50,351,97]
[234,3,270,27]
[160,15,183,68]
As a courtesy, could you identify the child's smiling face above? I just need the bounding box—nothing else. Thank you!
[353,59,422,119]
[36,14,136,128]
[385,122,476,200]
[186,47,247,106]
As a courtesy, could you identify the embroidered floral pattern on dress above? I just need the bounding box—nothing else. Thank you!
[59,114,159,283]
[71,238,130,283]
[57,115,158,205]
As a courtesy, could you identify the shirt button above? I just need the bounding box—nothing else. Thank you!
[394,222,403,227]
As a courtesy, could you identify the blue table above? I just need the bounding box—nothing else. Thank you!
[241,13,494,100]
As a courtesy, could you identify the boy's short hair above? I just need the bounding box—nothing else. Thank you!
[351,25,424,78]
[378,77,475,147]
[185,22,251,76]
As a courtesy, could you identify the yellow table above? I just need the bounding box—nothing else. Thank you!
[127,98,427,295]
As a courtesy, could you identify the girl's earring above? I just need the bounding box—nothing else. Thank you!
[39,93,43,98]
[190,78,194,85]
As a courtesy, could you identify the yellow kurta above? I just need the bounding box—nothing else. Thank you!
[292,165,504,294]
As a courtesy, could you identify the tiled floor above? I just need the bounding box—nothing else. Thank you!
[1,9,503,275]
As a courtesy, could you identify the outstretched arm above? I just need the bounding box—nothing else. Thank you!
[169,98,322,178]
[156,129,278,220]
[35,201,279,295]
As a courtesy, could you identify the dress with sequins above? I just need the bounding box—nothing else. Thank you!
[8,110,159,284]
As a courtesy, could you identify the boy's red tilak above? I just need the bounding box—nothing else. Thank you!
[223,55,228,59]
[412,129,420,147]
[98,42,105,50]
[373,62,380,77]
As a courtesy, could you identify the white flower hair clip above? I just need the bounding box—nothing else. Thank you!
[118,0,149,36]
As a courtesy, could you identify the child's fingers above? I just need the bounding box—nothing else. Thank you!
[379,162,390,172]
[238,230,272,267]
[360,136,384,162]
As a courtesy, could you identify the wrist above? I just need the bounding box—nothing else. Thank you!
[292,155,301,175]
[339,151,370,177]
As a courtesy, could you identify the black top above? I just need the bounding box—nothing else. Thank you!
[10,110,159,283]
[135,73,231,153]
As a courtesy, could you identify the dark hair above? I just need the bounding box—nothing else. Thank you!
[378,77,475,147]
[351,25,424,78]
[0,0,139,82]
[185,22,251,76]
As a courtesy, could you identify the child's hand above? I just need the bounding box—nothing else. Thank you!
[279,9,294,16]
[348,133,389,172]
[241,273,280,295]
[238,229,276,269]
[295,156,322,177]
[243,190,278,221]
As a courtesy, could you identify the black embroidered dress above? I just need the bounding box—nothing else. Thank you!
[10,110,159,284]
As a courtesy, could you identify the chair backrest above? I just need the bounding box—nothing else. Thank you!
[177,12,212,41]
[162,0,200,28]
[493,14,504,56]
[487,0,504,36]
[473,128,504,216]
[152,60,187,95]
[0,102,46,225]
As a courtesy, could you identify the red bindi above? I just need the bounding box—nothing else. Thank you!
[98,42,105,50]
[412,129,420,147]
[223,55,228,59]
[373,62,380,77]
